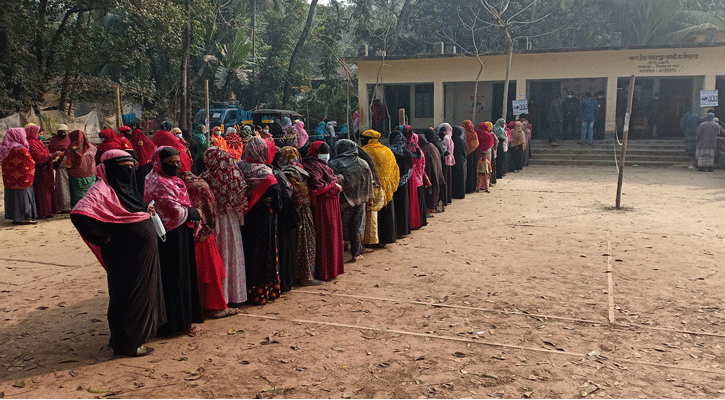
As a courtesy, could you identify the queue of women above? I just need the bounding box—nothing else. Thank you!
[0,115,532,357]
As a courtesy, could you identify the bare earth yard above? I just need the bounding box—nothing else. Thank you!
[1,165,724,399]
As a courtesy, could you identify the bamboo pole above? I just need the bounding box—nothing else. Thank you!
[398,108,406,126]
[205,79,210,145]
[616,75,636,209]
[114,85,122,129]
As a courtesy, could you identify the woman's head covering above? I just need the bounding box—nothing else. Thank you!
[282,117,292,128]
[152,130,192,172]
[302,141,338,201]
[142,146,191,231]
[226,127,237,137]
[130,129,156,166]
[160,121,173,131]
[192,124,208,161]
[48,126,71,153]
[72,149,149,224]
[507,121,517,130]
[280,146,303,167]
[295,120,308,149]
[510,121,526,147]
[329,139,373,207]
[476,122,495,154]
[0,127,29,160]
[436,123,455,166]
[200,147,248,216]
[462,120,479,154]
[97,128,123,154]
[241,125,254,140]
[67,130,94,158]
[452,125,468,159]
[388,129,407,156]
[237,137,277,213]
[407,133,426,188]
[312,121,326,141]
[307,141,330,158]
[25,124,41,141]
[224,128,244,160]
[493,118,508,141]
[422,127,447,158]
[360,130,399,204]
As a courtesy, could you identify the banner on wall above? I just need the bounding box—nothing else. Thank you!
[700,90,719,108]
[512,99,529,115]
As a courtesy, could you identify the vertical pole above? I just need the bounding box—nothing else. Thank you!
[616,75,636,209]
[398,108,406,126]
[205,79,211,145]
[114,85,122,129]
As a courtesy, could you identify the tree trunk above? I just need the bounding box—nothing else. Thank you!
[282,0,318,108]
[472,61,483,123]
[501,33,514,121]
[251,0,256,78]
[58,11,86,112]
[390,0,412,52]
[180,0,191,131]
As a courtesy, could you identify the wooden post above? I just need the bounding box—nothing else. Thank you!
[114,85,122,129]
[616,75,636,209]
[398,108,406,126]
[205,79,210,145]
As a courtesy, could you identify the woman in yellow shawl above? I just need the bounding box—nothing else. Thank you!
[462,120,479,194]
[360,130,399,246]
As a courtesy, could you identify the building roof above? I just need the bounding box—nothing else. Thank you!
[350,41,725,62]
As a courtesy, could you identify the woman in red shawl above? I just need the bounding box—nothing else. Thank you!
[236,137,282,305]
[152,130,192,173]
[26,125,60,218]
[144,146,204,335]
[180,170,237,319]
[65,130,97,207]
[71,149,164,357]
[49,124,72,212]
[2,127,37,224]
[476,122,495,193]
[130,129,156,195]
[401,125,426,230]
[303,141,344,281]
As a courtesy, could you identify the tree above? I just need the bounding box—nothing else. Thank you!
[282,0,319,108]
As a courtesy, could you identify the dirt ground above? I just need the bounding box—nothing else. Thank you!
[1,164,725,399]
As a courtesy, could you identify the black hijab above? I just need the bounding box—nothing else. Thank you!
[103,155,148,213]
[424,128,448,158]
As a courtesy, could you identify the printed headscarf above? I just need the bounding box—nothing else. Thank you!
[388,130,413,187]
[462,120,479,154]
[201,147,248,216]
[237,137,277,213]
[510,121,526,148]
[66,130,97,178]
[143,146,192,231]
[330,139,373,207]
[312,121,326,141]
[192,124,208,161]
[224,128,244,160]
[279,146,311,205]
[361,130,399,204]
[407,133,425,188]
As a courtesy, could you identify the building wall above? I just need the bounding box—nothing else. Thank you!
[355,45,725,135]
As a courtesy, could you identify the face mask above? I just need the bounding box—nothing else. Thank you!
[567,95,573,99]
[161,162,180,177]
[122,131,132,139]
[318,154,330,162]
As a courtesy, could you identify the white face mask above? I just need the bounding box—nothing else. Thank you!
[318,154,330,162]
[567,95,573,99]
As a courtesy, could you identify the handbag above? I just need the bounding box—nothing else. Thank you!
[148,201,166,242]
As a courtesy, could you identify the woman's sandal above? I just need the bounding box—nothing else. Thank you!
[114,346,154,358]
[186,325,202,336]
[206,308,239,319]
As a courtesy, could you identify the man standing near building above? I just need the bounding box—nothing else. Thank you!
[561,91,580,139]
[594,92,607,140]
[647,93,665,138]
[547,94,562,146]
[579,92,599,145]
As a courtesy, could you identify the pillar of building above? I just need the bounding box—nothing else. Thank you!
[434,80,444,125]
[604,76,618,140]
